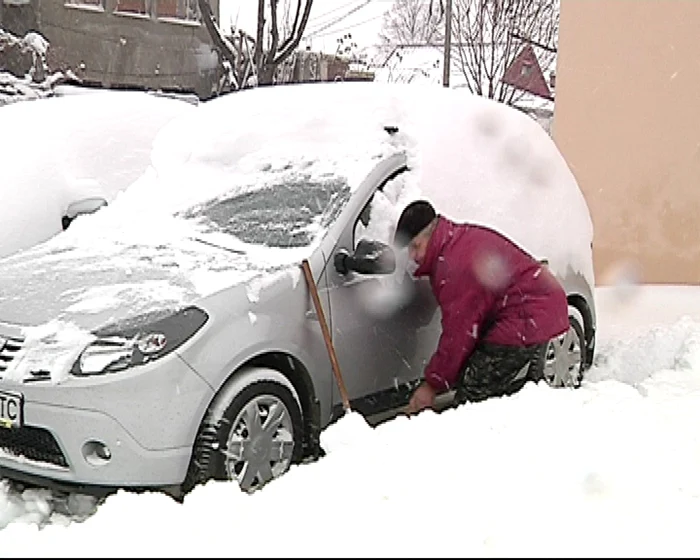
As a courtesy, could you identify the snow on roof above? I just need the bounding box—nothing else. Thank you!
[142,82,405,215]
[71,81,592,288]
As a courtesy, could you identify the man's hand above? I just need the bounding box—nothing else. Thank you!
[405,382,437,415]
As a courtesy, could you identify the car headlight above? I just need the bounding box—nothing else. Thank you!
[71,306,209,377]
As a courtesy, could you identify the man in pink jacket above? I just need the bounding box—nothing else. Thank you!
[393,200,570,415]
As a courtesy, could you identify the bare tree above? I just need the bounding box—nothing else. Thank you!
[379,0,444,55]
[278,0,298,39]
[451,0,558,105]
[379,0,558,106]
[197,0,313,89]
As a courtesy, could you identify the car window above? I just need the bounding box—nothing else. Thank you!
[181,176,351,248]
[353,168,409,249]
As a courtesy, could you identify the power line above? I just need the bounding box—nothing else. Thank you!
[304,0,376,39]
[310,14,384,40]
[307,0,366,24]
[305,1,374,37]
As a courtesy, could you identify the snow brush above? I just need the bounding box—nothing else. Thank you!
[301,259,352,413]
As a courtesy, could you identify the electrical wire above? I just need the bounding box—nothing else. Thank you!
[304,0,376,39]
[310,13,385,40]
[307,0,367,24]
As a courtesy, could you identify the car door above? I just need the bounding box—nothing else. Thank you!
[321,164,441,420]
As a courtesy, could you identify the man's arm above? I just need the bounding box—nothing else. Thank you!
[423,288,496,391]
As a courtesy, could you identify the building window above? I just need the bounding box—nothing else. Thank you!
[520,63,533,78]
[115,0,147,15]
[157,0,200,21]
[64,0,104,7]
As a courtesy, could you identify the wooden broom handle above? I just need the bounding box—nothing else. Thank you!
[301,259,351,412]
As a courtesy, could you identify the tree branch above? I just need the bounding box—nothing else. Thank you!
[273,0,313,64]
[196,0,241,89]
[269,0,280,60]
[254,0,266,73]
[453,1,482,94]
[508,31,556,53]
[278,0,302,53]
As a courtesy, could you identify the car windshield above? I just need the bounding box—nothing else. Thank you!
[181,175,352,248]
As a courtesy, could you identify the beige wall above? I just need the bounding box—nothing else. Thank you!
[553,0,700,285]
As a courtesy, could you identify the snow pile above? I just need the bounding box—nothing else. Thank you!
[1,286,700,557]
[0,90,193,258]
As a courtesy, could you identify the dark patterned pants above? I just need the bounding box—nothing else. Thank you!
[453,342,547,405]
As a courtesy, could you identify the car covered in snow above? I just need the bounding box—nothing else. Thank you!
[0,89,193,259]
[0,82,596,497]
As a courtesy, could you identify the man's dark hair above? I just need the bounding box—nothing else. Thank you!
[393,199,437,248]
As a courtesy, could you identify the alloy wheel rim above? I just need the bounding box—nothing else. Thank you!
[543,325,582,388]
[222,395,295,493]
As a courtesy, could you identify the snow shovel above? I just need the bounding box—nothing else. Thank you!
[301,259,352,413]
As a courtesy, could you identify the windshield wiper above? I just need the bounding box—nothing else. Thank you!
[190,237,246,255]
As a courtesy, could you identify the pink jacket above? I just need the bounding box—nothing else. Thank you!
[414,216,569,391]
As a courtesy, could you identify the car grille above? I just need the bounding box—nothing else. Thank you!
[0,425,69,469]
[0,334,24,374]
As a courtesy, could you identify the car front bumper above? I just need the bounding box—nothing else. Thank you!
[0,354,213,489]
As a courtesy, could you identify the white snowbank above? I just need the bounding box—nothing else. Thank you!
[2,285,700,556]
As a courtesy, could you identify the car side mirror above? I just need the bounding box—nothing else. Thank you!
[62,197,108,230]
[334,239,396,276]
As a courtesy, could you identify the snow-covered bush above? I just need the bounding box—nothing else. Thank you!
[0,27,75,106]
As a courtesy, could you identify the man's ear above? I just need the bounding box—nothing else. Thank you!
[419,218,438,241]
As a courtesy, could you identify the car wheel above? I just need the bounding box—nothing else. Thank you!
[186,367,304,494]
[543,309,587,389]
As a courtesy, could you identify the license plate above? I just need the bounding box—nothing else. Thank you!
[0,390,23,429]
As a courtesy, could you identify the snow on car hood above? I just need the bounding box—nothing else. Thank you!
[0,216,310,384]
[0,202,321,330]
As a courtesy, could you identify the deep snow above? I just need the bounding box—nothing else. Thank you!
[1,284,700,557]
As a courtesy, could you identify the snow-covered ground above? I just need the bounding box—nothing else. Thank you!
[2,283,700,556]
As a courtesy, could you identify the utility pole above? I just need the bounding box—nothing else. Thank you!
[442,0,453,88]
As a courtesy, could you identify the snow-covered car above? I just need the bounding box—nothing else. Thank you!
[0,82,596,498]
[0,89,194,259]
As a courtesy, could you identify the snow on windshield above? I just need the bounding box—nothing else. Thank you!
[181,175,352,248]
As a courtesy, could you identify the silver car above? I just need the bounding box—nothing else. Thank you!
[0,83,596,497]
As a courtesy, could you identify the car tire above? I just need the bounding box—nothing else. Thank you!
[543,309,587,389]
[185,367,304,494]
